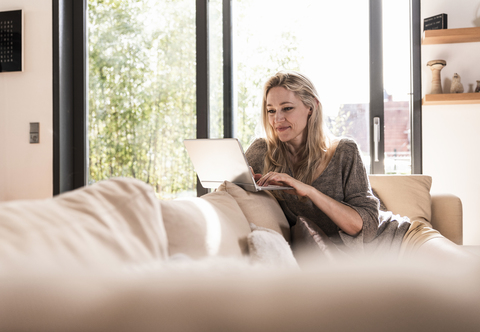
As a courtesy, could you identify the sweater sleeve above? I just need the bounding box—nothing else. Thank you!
[245,138,267,175]
[338,140,379,243]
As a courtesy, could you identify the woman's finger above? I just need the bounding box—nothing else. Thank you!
[256,172,310,197]
[249,167,263,182]
[259,172,287,186]
[257,172,272,186]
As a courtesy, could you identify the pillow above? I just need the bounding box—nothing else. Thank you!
[247,223,298,269]
[0,178,168,269]
[160,191,251,259]
[291,216,351,267]
[216,181,290,242]
[369,175,432,223]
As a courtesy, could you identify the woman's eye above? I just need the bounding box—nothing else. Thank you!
[267,109,275,114]
[283,107,293,111]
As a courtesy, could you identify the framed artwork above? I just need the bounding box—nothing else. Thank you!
[0,9,23,73]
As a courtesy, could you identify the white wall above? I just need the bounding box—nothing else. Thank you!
[422,0,480,245]
[0,0,52,201]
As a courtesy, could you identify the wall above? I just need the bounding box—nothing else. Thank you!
[422,0,480,245]
[0,0,52,201]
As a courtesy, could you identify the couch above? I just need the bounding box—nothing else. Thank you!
[0,175,478,332]
[368,174,463,245]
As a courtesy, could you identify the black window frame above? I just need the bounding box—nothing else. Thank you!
[53,0,422,194]
[52,0,87,195]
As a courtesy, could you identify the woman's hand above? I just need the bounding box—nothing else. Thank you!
[256,171,313,197]
[249,167,262,182]
[251,168,363,236]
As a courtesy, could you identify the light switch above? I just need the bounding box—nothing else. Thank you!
[30,122,39,144]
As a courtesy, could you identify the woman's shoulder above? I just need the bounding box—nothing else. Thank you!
[326,137,363,169]
[246,137,267,153]
[245,138,267,173]
[334,137,360,154]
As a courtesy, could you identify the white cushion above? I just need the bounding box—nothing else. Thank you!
[247,223,298,269]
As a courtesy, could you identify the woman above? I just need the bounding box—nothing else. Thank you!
[246,70,472,261]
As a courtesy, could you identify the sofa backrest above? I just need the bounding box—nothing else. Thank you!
[0,178,169,270]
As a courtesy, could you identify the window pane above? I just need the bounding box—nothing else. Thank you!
[383,0,412,174]
[232,0,371,168]
[88,0,196,198]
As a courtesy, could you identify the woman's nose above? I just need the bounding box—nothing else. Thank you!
[275,110,284,122]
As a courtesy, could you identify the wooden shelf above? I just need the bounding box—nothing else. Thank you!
[423,27,480,45]
[422,27,480,105]
[423,93,480,105]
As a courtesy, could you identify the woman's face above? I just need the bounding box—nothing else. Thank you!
[266,86,312,146]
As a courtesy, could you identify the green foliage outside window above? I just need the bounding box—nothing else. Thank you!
[88,0,304,198]
[88,0,196,198]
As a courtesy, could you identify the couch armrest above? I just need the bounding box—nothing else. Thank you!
[430,194,463,245]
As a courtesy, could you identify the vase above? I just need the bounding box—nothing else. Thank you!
[476,80,480,93]
[427,60,447,94]
[450,73,464,93]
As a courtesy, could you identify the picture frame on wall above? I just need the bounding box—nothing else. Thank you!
[0,9,23,73]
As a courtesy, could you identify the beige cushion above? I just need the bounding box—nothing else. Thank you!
[217,181,290,242]
[0,178,168,269]
[160,191,251,259]
[368,175,432,223]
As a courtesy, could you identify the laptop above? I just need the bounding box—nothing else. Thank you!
[184,138,293,192]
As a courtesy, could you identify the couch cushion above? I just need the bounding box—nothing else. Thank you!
[0,178,168,269]
[247,223,298,269]
[368,175,432,223]
[160,191,251,259]
[217,181,290,242]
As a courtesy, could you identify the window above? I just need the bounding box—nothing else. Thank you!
[230,0,371,167]
[382,0,413,174]
[53,0,421,194]
[87,0,197,198]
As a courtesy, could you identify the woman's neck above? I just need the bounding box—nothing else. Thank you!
[285,142,304,166]
[284,137,304,157]
[284,128,308,157]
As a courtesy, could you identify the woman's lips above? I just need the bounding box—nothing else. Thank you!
[276,126,290,132]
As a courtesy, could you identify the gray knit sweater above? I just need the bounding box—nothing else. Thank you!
[245,138,411,255]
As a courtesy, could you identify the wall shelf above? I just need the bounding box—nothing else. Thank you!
[422,26,480,45]
[423,93,480,105]
[423,27,480,105]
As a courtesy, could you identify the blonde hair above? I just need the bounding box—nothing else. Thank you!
[262,70,332,186]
